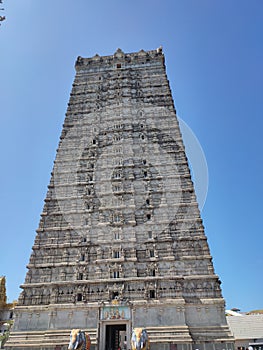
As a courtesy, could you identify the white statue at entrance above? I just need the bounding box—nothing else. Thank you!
[131,328,149,350]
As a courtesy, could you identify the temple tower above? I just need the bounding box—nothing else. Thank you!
[7,48,234,350]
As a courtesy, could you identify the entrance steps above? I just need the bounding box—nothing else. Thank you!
[5,328,97,349]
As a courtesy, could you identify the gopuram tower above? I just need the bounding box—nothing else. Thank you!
[7,48,234,350]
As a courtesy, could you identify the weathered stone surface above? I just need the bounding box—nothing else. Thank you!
[6,48,234,350]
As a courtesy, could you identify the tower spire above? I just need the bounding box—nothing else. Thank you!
[6,49,234,350]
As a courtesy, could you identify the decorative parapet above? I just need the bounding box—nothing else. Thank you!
[75,47,164,72]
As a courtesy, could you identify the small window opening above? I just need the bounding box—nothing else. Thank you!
[112,291,119,300]
[149,290,155,298]
[78,273,83,280]
[113,271,120,278]
[147,214,151,220]
[114,215,120,223]
[80,254,85,261]
[113,251,120,258]
[114,232,120,240]
[146,198,150,205]
[149,250,154,257]
[148,231,152,238]
[93,139,96,144]
[77,293,83,302]
[116,63,121,69]
[150,269,156,276]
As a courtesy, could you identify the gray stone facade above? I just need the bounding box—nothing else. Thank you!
[6,48,234,350]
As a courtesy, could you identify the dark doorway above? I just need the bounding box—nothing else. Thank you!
[105,324,126,350]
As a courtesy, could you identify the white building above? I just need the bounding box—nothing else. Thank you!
[226,311,263,350]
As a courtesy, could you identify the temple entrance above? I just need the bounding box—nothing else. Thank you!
[105,324,126,350]
[99,304,131,350]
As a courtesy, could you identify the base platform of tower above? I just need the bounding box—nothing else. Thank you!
[6,48,234,350]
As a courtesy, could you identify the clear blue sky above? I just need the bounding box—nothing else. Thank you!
[1,0,262,312]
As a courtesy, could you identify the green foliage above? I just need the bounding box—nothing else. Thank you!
[0,320,13,348]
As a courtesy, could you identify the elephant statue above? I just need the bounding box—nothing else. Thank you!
[131,328,149,350]
[68,329,91,350]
